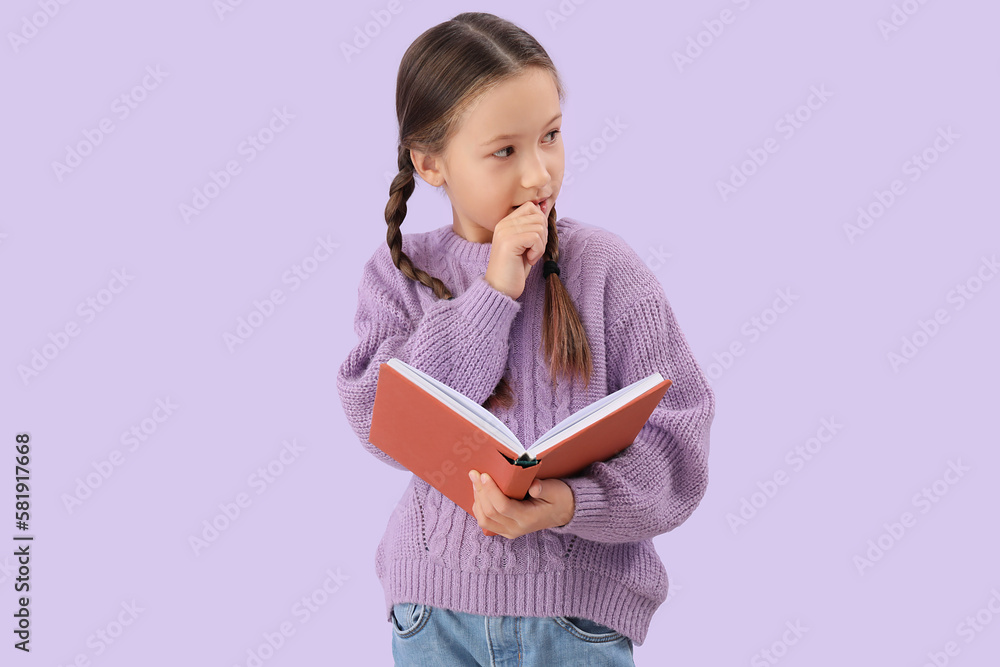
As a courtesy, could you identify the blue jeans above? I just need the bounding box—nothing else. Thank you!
[390,602,635,666]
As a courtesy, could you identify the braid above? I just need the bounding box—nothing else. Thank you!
[385,145,453,300]
[539,204,593,392]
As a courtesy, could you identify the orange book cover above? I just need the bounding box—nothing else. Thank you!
[368,358,672,524]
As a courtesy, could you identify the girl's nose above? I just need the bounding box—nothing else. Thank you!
[521,149,551,188]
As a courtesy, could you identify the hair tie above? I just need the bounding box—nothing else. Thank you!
[542,260,560,278]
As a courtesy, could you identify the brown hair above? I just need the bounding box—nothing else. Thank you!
[385,11,592,412]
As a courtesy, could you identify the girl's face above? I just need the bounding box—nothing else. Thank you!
[412,68,564,243]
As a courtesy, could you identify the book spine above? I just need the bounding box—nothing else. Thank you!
[488,454,539,502]
[511,452,540,468]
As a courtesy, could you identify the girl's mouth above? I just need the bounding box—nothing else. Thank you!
[514,197,550,214]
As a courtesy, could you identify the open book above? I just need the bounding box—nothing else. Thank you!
[368,358,672,525]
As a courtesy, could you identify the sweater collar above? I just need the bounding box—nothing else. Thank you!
[438,224,493,268]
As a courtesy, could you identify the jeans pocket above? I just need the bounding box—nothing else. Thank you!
[390,602,431,639]
[554,615,625,643]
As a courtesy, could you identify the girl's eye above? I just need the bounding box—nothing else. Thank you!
[492,129,560,159]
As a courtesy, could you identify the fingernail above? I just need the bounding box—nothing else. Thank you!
[480,473,488,483]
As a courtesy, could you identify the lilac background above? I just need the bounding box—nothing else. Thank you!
[3,1,999,665]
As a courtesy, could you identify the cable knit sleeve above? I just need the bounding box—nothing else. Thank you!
[336,245,522,470]
[547,284,715,543]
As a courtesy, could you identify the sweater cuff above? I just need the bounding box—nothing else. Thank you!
[453,275,521,333]
[548,475,608,537]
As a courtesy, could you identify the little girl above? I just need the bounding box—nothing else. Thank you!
[337,12,715,666]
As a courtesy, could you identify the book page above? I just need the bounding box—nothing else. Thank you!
[527,373,664,456]
[387,358,524,453]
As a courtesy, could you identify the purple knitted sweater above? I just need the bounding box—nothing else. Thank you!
[336,217,714,646]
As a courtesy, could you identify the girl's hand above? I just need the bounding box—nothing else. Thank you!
[483,201,548,300]
[467,469,574,539]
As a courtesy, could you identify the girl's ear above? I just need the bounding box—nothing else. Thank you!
[410,148,445,187]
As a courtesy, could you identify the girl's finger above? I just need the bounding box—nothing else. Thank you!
[477,473,517,522]
[470,471,500,536]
